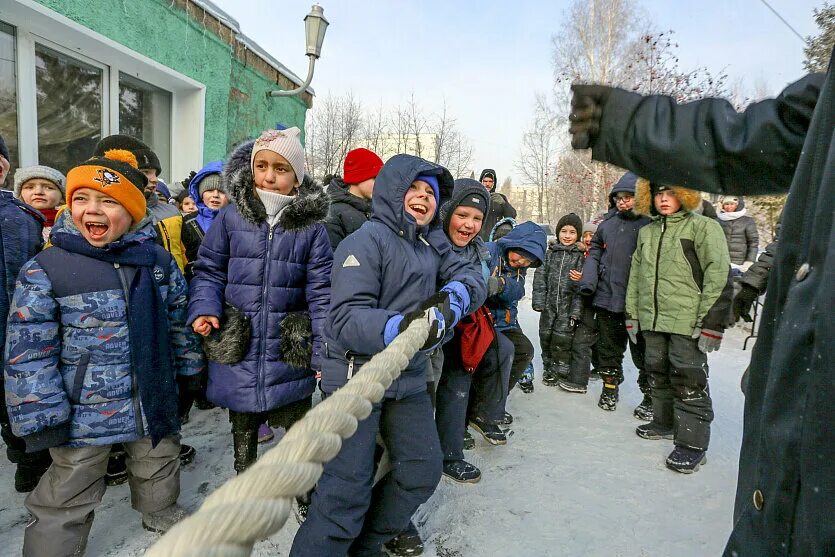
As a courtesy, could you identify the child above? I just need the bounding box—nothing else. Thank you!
[626,180,732,473]
[14,165,66,241]
[188,128,332,474]
[181,160,226,282]
[4,150,203,554]
[532,213,588,387]
[484,220,546,419]
[434,178,514,483]
[176,189,197,215]
[324,147,384,248]
[291,155,486,557]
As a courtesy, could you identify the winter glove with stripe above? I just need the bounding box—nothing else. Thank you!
[692,327,723,353]
[625,318,640,345]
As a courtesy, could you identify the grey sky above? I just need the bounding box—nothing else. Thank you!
[212,0,823,182]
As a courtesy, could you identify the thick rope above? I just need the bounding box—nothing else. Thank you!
[146,316,431,557]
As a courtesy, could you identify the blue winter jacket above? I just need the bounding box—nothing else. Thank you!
[578,173,651,314]
[485,220,547,331]
[320,155,486,399]
[187,160,225,234]
[187,141,333,413]
[4,213,202,450]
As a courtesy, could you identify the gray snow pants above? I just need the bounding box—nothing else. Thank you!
[23,436,181,557]
[643,332,714,451]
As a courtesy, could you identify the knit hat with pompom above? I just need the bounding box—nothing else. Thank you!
[66,149,148,223]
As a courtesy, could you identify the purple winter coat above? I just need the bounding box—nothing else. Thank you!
[187,140,333,413]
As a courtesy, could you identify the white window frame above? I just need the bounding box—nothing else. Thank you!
[2,0,206,182]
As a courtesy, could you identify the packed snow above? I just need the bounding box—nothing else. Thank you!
[0,292,753,556]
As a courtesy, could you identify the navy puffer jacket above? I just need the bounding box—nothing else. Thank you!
[187,141,333,413]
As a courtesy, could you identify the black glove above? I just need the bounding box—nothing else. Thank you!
[420,291,454,326]
[733,284,759,323]
[487,276,503,297]
[398,306,446,351]
[569,84,614,149]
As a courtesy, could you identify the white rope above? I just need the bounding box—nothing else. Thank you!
[146,316,431,557]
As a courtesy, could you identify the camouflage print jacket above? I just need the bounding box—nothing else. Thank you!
[3,212,203,451]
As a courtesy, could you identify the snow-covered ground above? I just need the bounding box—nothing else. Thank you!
[0,294,754,556]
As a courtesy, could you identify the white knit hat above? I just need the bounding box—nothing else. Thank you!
[250,127,305,184]
[14,165,66,200]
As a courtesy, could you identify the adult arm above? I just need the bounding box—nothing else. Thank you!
[740,239,777,293]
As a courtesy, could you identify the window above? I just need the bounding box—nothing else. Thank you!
[34,44,104,175]
[0,22,17,172]
[119,73,171,177]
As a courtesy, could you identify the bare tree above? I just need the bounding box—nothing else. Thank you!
[516,93,562,223]
[304,92,363,179]
[430,101,474,177]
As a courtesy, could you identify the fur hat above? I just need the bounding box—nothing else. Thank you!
[556,213,583,236]
[343,148,384,185]
[197,173,223,198]
[250,128,305,184]
[66,149,148,224]
[13,165,66,200]
[92,135,161,175]
[634,177,702,217]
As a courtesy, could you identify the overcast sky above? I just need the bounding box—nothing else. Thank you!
[211,0,823,182]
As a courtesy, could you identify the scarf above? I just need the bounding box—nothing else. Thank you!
[195,204,219,233]
[40,208,58,227]
[718,208,747,221]
[50,231,178,447]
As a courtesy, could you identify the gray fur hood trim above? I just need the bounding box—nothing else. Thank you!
[223,140,329,230]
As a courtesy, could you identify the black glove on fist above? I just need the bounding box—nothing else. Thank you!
[733,284,759,323]
[569,84,613,149]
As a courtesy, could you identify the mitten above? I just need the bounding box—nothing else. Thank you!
[625,318,640,345]
[732,284,759,323]
[569,84,614,149]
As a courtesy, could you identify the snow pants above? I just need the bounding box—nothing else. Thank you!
[643,332,714,451]
[22,436,181,557]
[499,326,535,391]
[290,391,442,557]
[563,320,599,388]
[436,331,513,462]
[596,307,648,391]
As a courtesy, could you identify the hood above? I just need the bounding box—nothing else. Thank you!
[495,220,547,268]
[370,154,454,240]
[634,177,703,217]
[326,176,372,213]
[223,140,329,230]
[489,216,517,241]
[608,172,639,208]
[50,202,156,247]
[188,160,225,212]
[479,168,498,192]
[440,178,492,234]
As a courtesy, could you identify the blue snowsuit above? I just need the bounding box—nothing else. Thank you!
[292,155,486,557]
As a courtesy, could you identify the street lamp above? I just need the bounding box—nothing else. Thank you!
[267,4,329,98]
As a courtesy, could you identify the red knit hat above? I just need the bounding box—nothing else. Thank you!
[343,148,383,185]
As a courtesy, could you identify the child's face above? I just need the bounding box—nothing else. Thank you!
[582,231,593,247]
[71,188,133,247]
[507,250,533,269]
[181,196,196,214]
[559,225,578,246]
[21,179,63,210]
[447,206,484,247]
[404,179,436,226]
[201,189,229,210]
[253,151,298,195]
[140,168,158,196]
[613,192,634,213]
[654,190,682,215]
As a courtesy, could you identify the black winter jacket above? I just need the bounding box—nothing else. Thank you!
[588,65,831,556]
[323,177,372,249]
[532,242,585,335]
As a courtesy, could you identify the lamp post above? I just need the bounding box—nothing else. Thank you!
[267,4,329,98]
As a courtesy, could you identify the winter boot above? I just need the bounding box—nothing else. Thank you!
[468,417,507,445]
[233,430,259,474]
[555,362,570,379]
[257,423,274,443]
[179,443,196,466]
[665,446,707,474]
[588,370,601,382]
[633,393,654,421]
[597,382,619,411]
[442,460,482,484]
[541,368,558,386]
[105,449,129,486]
[500,411,514,426]
[557,379,587,393]
[463,430,475,450]
[142,503,188,533]
[636,422,674,440]
[385,520,425,556]
[517,376,535,394]
[14,461,50,493]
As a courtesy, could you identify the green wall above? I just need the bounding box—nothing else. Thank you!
[36,0,307,162]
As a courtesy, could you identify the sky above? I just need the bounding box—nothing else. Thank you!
[210,0,824,182]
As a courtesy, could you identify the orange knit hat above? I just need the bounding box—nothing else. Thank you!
[66,149,148,223]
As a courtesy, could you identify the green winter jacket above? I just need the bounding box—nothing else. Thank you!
[626,210,731,336]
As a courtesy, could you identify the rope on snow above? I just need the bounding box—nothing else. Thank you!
[146,316,431,557]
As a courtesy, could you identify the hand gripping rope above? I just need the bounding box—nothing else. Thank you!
[146,315,431,557]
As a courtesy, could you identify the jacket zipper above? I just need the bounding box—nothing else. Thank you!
[115,263,146,437]
[258,225,276,412]
[158,219,171,252]
[556,251,566,312]
[652,217,667,330]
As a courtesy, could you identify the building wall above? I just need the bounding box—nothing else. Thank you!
[35,0,307,162]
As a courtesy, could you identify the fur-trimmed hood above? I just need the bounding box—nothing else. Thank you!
[222,140,328,230]
[634,177,703,217]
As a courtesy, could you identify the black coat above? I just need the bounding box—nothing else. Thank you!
[589,64,832,556]
[532,242,585,335]
[479,192,517,241]
[719,212,759,264]
[323,178,372,249]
